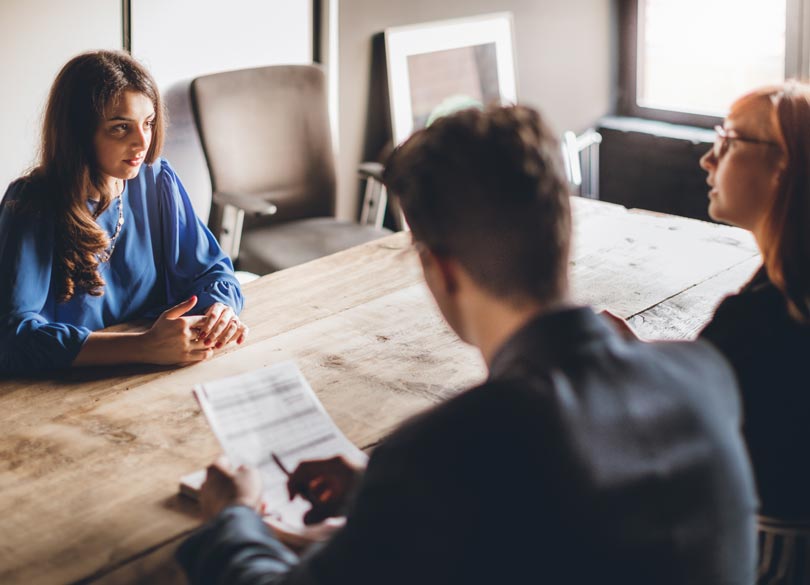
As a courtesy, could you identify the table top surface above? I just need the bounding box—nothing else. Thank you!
[0,198,760,584]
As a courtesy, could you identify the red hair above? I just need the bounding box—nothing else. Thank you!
[747,82,810,321]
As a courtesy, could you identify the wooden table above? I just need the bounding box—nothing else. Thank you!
[0,198,760,584]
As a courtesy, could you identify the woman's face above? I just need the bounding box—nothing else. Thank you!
[699,96,784,236]
[93,89,155,192]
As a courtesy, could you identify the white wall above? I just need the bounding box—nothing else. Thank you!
[0,0,122,194]
[131,0,312,221]
[0,0,311,214]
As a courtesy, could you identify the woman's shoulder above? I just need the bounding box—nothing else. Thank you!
[0,176,55,261]
[146,157,176,182]
[1,174,49,216]
[136,158,181,198]
[713,267,779,311]
[702,265,809,349]
[3,175,31,202]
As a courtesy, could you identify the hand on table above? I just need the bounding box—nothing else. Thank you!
[197,302,249,349]
[140,296,212,365]
[287,456,365,525]
[200,456,264,521]
[600,309,641,341]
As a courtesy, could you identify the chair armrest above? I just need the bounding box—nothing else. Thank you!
[357,162,384,183]
[213,191,278,217]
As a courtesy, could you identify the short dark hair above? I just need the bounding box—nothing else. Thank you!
[383,105,571,304]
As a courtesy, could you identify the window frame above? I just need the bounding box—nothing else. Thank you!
[618,0,810,128]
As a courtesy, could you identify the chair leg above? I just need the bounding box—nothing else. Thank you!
[360,177,389,230]
[564,131,583,188]
[374,186,388,230]
[591,142,600,199]
[360,179,377,226]
[218,204,245,261]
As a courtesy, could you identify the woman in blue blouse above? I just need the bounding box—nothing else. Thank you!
[0,50,247,374]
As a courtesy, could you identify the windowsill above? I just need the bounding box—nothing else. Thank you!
[599,116,715,144]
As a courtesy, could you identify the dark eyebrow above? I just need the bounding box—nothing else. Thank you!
[106,113,156,122]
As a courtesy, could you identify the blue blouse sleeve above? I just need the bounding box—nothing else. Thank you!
[154,160,244,315]
[0,181,91,374]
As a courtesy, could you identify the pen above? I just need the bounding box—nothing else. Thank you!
[271,452,291,477]
[273,452,315,503]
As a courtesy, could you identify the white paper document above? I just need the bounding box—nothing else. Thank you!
[191,361,367,531]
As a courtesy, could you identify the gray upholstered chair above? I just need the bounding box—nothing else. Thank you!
[191,65,391,274]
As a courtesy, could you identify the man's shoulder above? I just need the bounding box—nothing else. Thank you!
[642,338,737,386]
[381,376,556,455]
[629,338,742,420]
[377,336,740,466]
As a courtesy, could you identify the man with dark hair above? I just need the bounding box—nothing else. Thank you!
[178,105,757,585]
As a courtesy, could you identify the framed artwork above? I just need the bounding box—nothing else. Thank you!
[385,13,518,145]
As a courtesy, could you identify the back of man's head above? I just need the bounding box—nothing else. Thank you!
[384,105,571,306]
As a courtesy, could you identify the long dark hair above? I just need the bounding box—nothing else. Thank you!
[749,82,810,322]
[23,50,165,302]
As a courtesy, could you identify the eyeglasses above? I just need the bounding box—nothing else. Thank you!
[711,125,781,159]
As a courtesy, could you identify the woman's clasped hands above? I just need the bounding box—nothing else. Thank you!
[198,301,249,349]
[141,296,249,365]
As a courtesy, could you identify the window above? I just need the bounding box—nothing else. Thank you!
[620,0,810,126]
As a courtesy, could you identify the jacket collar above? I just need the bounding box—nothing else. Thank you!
[488,305,616,381]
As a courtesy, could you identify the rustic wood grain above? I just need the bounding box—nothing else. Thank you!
[569,199,758,317]
[628,256,761,340]
[0,199,759,584]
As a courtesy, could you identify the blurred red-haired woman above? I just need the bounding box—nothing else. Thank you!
[699,82,810,584]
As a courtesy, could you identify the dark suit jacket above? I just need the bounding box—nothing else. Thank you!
[701,266,810,520]
[178,306,757,585]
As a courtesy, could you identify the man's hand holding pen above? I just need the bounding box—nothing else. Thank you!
[200,454,365,527]
[280,455,364,525]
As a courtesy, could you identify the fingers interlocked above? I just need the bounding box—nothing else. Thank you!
[198,302,249,349]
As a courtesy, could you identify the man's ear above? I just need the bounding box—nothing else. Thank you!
[420,248,460,296]
[436,255,460,295]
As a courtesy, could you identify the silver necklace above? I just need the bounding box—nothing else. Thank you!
[98,193,125,263]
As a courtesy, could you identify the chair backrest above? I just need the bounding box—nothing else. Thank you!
[190,65,336,224]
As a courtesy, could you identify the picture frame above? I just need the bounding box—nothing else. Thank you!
[385,13,518,145]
